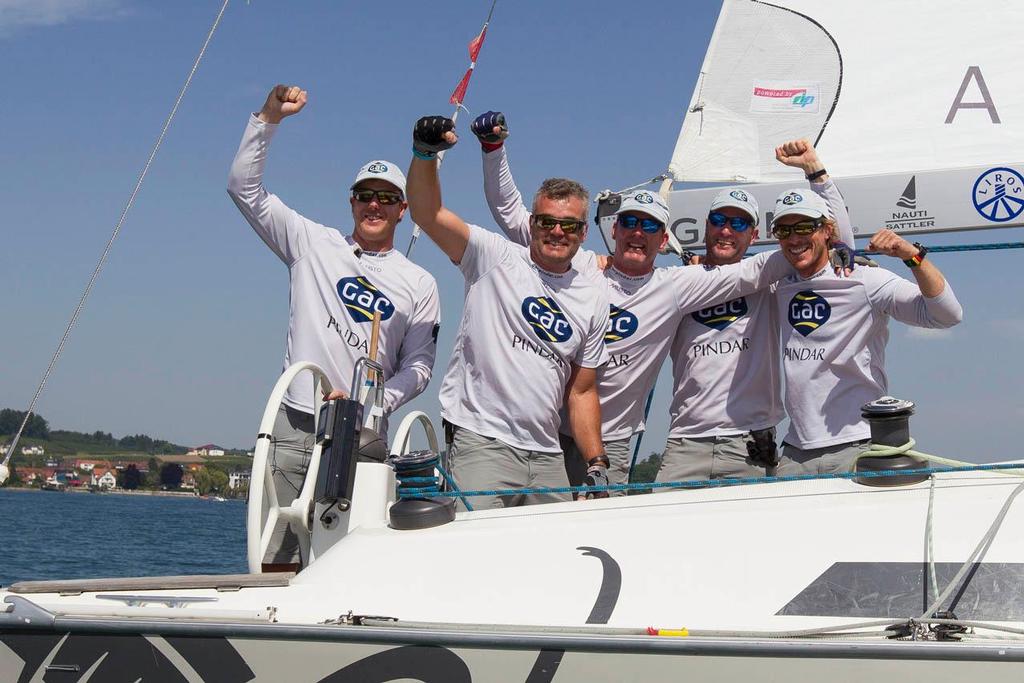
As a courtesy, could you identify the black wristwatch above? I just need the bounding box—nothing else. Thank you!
[903,242,927,267]
[805,168,827,181]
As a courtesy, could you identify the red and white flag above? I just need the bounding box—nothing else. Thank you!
[448,1,496,106]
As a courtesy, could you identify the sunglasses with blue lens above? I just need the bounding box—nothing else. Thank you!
[617,214,664,233]
[707,211,753,232]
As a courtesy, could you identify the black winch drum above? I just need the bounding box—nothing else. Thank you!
[854,396,929,487]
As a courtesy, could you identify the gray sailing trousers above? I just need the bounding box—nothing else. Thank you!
[448,425,571,510]
[777,439,871,475]
[655,433,770,490]
[559,434,632,496]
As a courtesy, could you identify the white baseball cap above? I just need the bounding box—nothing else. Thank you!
[351,160,406,195]
[709,187,759,225]
[771,188,831,224]
[615,190,670,226]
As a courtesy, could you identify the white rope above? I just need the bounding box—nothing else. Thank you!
[2,0,232,471]
[925,475,940,605]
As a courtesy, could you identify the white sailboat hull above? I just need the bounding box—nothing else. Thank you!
[3,468,1023,681]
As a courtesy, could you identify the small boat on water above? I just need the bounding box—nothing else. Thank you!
[2,1,1023,681]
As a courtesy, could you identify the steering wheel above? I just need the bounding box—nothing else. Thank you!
[246,361,332,573]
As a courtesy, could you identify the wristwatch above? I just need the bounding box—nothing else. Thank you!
[903,242,927,267]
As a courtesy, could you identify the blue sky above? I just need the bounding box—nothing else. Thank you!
[2,0,1021,464]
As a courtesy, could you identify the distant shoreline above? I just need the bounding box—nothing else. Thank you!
[0,486,238,500]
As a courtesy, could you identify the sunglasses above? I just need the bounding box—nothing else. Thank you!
[707,211,753,232]
[771,219,825,240]
[352,188,404,205]
[616,214,664,233]
[532,214,586,234]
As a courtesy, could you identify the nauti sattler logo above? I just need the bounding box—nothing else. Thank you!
[336,276,395,323]
[521,296,573,343]
[788,291,831,337]
[605,305,638,343]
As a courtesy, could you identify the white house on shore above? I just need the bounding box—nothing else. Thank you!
[228,471,251,490]
[187,444,226,457]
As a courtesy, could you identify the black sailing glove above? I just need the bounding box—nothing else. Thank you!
[584,462,611,500]
[413,116,456,159]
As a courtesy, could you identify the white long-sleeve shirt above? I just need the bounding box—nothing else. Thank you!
[481,146,792,440]
[439,226,610,452]
[776,266,962,448]
[227,115,440,422]
[668,177,857,438]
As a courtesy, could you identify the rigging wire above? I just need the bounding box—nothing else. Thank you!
[1,0,232,474]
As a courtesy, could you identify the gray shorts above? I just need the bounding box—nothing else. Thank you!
[777,439,871,476]
[655,433,770,490]
[448,425,571,510]
[260,404,315,565]
[559,434,632,497]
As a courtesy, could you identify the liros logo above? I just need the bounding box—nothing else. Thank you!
[366,162,389,174]
[521,296,573,343]
[788,291,831,337]
[781,192,803,206]
[692,297,748,331]
[605,305,638,343]
[972,167,1024,223]
[730,190,749,202]
[336,276,396,323]
[634,192,654,204]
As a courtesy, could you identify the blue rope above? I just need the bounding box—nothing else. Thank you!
[397,461,1024,499]
[391,451,473,510]
[854,241,1024,257]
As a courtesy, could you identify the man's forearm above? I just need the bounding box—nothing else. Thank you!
[567,387,604,462]
[407,156,469,262]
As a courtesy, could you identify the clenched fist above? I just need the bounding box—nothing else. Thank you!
[775,138,825,178]
[259,84,308,124]
[413,116,457,158]
[868,228,918,260]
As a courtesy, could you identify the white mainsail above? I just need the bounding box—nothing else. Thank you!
[655,0,1024,247]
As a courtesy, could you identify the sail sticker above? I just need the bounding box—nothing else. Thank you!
[788,291,830,336]
[750,82,820,113]
[692,297,748,330]
[521,296,573,343]
[886,176,935,231]
[605,305,639,343]
[336,276,396,323]
[972,167,1024,223]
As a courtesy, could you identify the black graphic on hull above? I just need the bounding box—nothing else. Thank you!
[0,632,255,683]
[779,561,1024,620]
[315,645,471,683]
[525,546,623,683]
[1,546,624,683]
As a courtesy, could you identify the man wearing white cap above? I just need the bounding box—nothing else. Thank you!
[771,191,962,474]
[658,140,856,483]
[227,85,440,569]
[471,112,796,493]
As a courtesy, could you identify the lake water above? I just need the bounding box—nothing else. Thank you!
[0,487,247,586]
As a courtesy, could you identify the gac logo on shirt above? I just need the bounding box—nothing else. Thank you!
[692,297,748,331]
[521,296,573,343]
[788,290,831,336]
[605,305,638,343]
[336,276,395,323]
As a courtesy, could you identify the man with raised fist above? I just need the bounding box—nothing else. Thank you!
[407,115,611,508]
[470,113,831,491]
[227,85,441,570]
